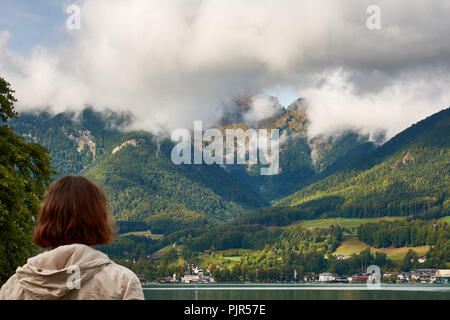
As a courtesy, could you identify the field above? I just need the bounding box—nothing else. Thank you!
[295,217,405,234]
[120,230,164,240]
[334,237,430,262]
[438,216,450,224]
[222,256,242,262]
[371,246,430,262]
[197,249,263,269]
[333,237,368,255]
[217,249,257,263]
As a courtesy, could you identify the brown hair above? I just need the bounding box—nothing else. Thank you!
[34,175,115,248]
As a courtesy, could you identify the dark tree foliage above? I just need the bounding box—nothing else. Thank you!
[0,77,54,285]
[182,223,344,253]
[235,196,345,226]
[97,235,161,261]
[0,79,18,122]
[358,219,449,248]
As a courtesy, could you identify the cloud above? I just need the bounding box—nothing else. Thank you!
[243,94,281,126]
[302,68,450,139]
[0,0,449,138]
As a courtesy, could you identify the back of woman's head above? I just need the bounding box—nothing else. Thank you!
[34,175,115,248]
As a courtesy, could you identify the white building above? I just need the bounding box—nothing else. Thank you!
[193,267,204,276]
[333,254,352,260]
[418,256,427,264]
[436,269,450,283]
[436,269,450,277]
[181,274,214,284]
[181,275,200,284]
[411,269,436,283]
[319,273,336,283]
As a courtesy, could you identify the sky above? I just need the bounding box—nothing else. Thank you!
[0,0,449,139]
[0,0,69,51]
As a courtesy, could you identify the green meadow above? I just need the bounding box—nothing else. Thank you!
[334,237,430,262]
[294,217,405,235]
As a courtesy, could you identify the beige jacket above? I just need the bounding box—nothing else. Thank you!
[0,244,144,300]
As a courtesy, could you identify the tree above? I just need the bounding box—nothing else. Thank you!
[0,77,54,285]
[401,249,419,271]
[0,78,18,122]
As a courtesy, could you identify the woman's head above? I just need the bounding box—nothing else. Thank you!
[34,175,115,248]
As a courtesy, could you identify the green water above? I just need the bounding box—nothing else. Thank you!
[143,284,450,300]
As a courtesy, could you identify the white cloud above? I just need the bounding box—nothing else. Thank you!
[243,93,281,126]
[302,68,450,139]
[0,0,449,137]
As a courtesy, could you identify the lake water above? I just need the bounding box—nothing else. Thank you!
[143,283,450,300]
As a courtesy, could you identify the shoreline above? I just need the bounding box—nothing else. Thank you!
[143,283,450,292]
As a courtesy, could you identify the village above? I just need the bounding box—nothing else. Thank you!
[316,268,450,284]
[158,265,215,284]
[139,264,450,285]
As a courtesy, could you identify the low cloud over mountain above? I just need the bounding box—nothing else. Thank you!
[1,0,449,139]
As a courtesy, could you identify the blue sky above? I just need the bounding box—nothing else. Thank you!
[0,0,72,52]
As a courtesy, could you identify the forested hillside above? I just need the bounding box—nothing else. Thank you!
[11,102,375,229]
[357,219,449,248]
[62,106,450,277]
[11,108,267,229]
[10,104,449,239]
[276,107,450,219]
[81,133,268,227]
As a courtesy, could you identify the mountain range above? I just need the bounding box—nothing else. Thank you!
[11,103,449,234]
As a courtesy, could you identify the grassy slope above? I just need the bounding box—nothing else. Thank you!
[334,237,430,262]
[294,217,404,232]
[438,216,450,224]
[333,238,368,255]
[120,230,164,240]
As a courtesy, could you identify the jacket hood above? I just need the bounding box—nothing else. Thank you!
[16,244,112,299]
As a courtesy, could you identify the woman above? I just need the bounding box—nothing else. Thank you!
[0,175,144,300]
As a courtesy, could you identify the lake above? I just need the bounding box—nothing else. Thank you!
[143,283,450,300]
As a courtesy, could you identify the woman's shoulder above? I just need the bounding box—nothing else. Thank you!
[95,261,144,300]
[0,274,24,299]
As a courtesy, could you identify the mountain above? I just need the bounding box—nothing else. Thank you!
[11,108,267,232]
[106,107,449,272]
[10,101,377,232]
[11,103,449,272]
[275,107,450,219]
[217,99,376,201]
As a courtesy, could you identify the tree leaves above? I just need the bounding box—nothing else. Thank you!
[0,77,53,285]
